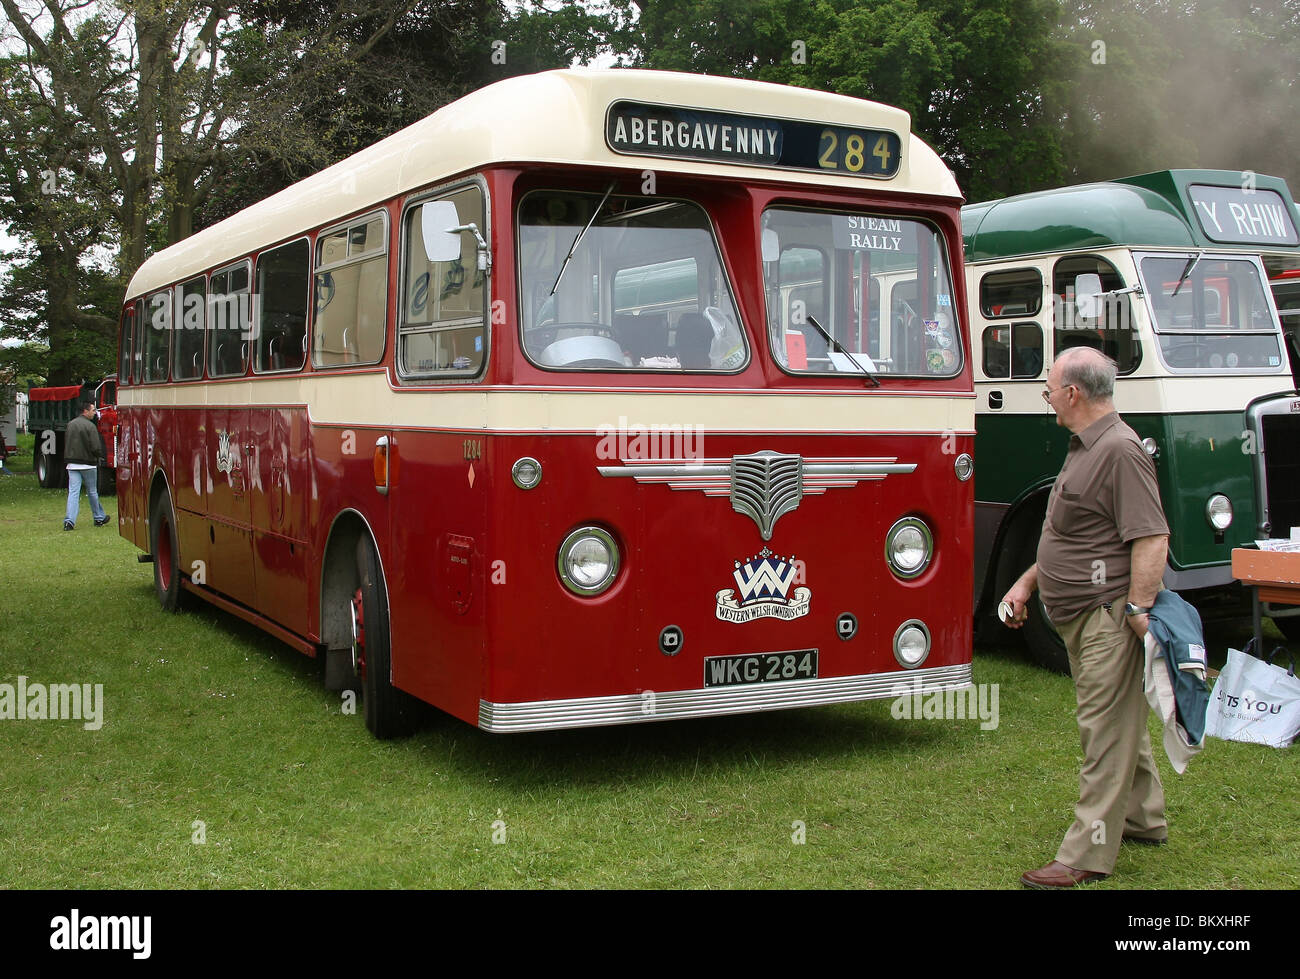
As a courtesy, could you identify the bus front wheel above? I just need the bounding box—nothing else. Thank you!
[1023,592,1070,674]
[354,536,420,739]
[150,492,186,612]
[1013,533,1070,674]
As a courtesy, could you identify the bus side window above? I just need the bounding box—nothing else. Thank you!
[312,213,387,369]
[173,275,206,381]
[399,186,486,379]
[980,267,1042,318]
[1052,255,1141,374]
[144,289,172,383]
[981,325,1009,378]
[256,238,310,373]
[207,263,251,378]
[1011,323,1043,378]
[118,305,135,384]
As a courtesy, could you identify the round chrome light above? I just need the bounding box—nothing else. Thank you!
[885,517,934,579]
[894,619,931,668]
[1205,494,1233,531]
[1141,437,1159,459]
[511,456,543,490]
[557,526,620,596]
[953,453,973,482]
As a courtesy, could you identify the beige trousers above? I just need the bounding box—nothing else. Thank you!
[1053,602,1166,873]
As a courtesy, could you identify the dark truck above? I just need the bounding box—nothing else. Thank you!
[27,375,118,494]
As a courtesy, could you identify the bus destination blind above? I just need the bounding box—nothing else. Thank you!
[606,100,902,179]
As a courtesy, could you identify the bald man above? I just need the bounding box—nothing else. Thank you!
[1002,346,1171,888]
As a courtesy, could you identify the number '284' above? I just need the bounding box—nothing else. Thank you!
[817,129,893,174]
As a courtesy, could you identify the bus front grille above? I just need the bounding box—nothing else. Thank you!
[1263,413,1300,537]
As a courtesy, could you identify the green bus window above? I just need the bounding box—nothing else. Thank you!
[173,276,206,381]
[313,212,388,369]
[1052,255,1140,374]
[401,187,485,377]
[256,239,310,373]
[980,268,1042,318]
[1139,254,1283,371]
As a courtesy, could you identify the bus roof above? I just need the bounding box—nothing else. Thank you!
[962,169,1300,263]
[127,68,960,300]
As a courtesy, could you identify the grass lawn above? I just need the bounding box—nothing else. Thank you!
[1,468,1296,889]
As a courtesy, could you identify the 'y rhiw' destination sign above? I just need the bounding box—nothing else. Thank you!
[1188,184,1299,246]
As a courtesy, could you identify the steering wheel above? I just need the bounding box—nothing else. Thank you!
[525,322,618,355]
[535,333,627,368]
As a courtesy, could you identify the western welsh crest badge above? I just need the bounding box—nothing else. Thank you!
[216,431,233,474]
[716,547,811,623]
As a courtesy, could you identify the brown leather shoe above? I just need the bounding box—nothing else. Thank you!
[1020,860,1109,889]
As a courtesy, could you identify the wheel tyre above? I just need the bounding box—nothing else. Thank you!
[35,444,59,487]
[1023,592,1071,674]
[98,433,116,497]
[1014,528,1071,674]
[150,492,185,612]
[356,536,420,739]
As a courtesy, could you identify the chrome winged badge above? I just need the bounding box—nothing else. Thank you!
[730,451,803,540]
[597,450,916,540]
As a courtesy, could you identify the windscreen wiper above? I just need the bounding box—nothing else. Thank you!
[807,315,880,387]
[551,183,615,297]
[1171,251,1203,298]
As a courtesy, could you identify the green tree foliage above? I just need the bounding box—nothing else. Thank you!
[617,0,1071,200]
[1057,0,1300,192]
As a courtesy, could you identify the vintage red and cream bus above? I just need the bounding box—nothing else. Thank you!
[116,69,975,737]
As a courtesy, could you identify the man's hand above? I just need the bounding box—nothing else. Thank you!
[1000,563,1038,629]
[1127,611,1150,641]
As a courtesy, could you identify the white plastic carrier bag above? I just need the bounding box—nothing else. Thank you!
[1204,642,1300,748]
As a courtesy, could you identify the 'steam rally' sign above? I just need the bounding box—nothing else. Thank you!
[606,101,902,179]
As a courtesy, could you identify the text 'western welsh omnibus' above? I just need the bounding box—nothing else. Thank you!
[963,169,1300,670]
[116,69,975,736]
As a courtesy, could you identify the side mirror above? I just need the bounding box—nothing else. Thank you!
[761,228,779,263]
[420,201,465,262]
[1074,273,1103,319]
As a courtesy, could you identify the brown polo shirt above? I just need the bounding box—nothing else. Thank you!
[1036,412,1169,623]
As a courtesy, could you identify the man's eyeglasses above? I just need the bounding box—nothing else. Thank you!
[1041,383,1075,404]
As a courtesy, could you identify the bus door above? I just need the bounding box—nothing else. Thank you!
[248,406,311,638]
[202,404,256,607]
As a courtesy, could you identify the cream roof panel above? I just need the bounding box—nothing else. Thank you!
[127,68,961,299]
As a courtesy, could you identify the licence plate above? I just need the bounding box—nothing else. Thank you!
[704,649,818,687]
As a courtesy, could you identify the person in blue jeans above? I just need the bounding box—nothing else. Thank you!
[63,400,108,530]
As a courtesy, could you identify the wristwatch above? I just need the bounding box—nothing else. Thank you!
[1124,602,1152,617]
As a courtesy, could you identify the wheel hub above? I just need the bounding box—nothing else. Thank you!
[350,587,366,677]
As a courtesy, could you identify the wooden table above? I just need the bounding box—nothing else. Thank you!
[1231,548,1300,650]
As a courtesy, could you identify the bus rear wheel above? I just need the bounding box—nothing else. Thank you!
[354,536,420,739]
[150,492,186,612]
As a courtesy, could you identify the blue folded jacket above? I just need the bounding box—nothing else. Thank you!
[1147,590,1212,745]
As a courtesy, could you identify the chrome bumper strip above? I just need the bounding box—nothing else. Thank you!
[478,662,973,733]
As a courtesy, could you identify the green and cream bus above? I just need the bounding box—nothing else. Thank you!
[964,170,1300,670]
